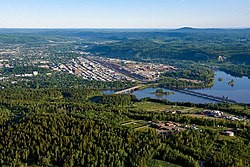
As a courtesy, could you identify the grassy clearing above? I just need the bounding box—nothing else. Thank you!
[136,126,155,132]
[228,105,250,116]
[120,119,135,124]
[186,114,220,119]
[123,120,148,129]
[133,101,201,113]
[133,101,170,111]
[147,159,182,167]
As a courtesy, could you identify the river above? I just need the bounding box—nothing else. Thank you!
[103,71,250,104]
[192,71,250,104]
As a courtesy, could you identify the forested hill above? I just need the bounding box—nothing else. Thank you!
[1,28,250,77]
[0,87,250,166]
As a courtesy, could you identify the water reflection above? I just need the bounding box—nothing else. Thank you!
[193,71,250,103]
[103,71,250,104]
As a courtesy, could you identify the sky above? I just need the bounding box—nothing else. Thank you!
[0,0,250,28]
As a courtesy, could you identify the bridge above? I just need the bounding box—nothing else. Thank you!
[114,85,143,94]
[169,87,237,103]
[113,85,242,104]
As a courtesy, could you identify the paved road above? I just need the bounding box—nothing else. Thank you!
[114,85,142,94]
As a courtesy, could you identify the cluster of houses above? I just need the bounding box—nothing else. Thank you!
[201,110,224,117]
[149,121,184,133]
[148,120,236,137]
[0,71,41,85]
[149,121,204,135]
[50,57,131,82]
[14,71,39,77]
[200,110,247,121]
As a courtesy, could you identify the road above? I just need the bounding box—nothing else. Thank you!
[114,85,143,94]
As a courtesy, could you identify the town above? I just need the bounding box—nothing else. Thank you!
[49,55,177,82]
[0,42,177,84]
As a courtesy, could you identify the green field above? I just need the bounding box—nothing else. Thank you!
[147,159,182,167]
[133,101,202,113]
[122,120,149,129]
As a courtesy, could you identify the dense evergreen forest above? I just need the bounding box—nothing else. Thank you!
[0,86,249,167]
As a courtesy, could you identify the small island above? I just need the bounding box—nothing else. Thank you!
[218,78,223,82]
[153,88,175,96]
[228,79,234,87]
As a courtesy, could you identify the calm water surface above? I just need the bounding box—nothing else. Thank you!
[132,87,216,104]
[193,71,250,103]
[103,71,250,104]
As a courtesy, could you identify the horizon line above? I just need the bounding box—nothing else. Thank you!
[0,27,250,30]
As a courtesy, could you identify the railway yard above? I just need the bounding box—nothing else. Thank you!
[50,56,177,82]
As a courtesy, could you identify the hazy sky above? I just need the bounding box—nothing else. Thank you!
[0,0,250,28]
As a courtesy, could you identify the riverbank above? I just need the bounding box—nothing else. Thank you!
[103,71,250,104]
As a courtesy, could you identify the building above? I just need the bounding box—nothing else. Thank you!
[224,131,234,137]
[33,71,39,76]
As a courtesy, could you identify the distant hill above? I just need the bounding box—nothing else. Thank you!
[176,27,250,32]
[177,27,196,31]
